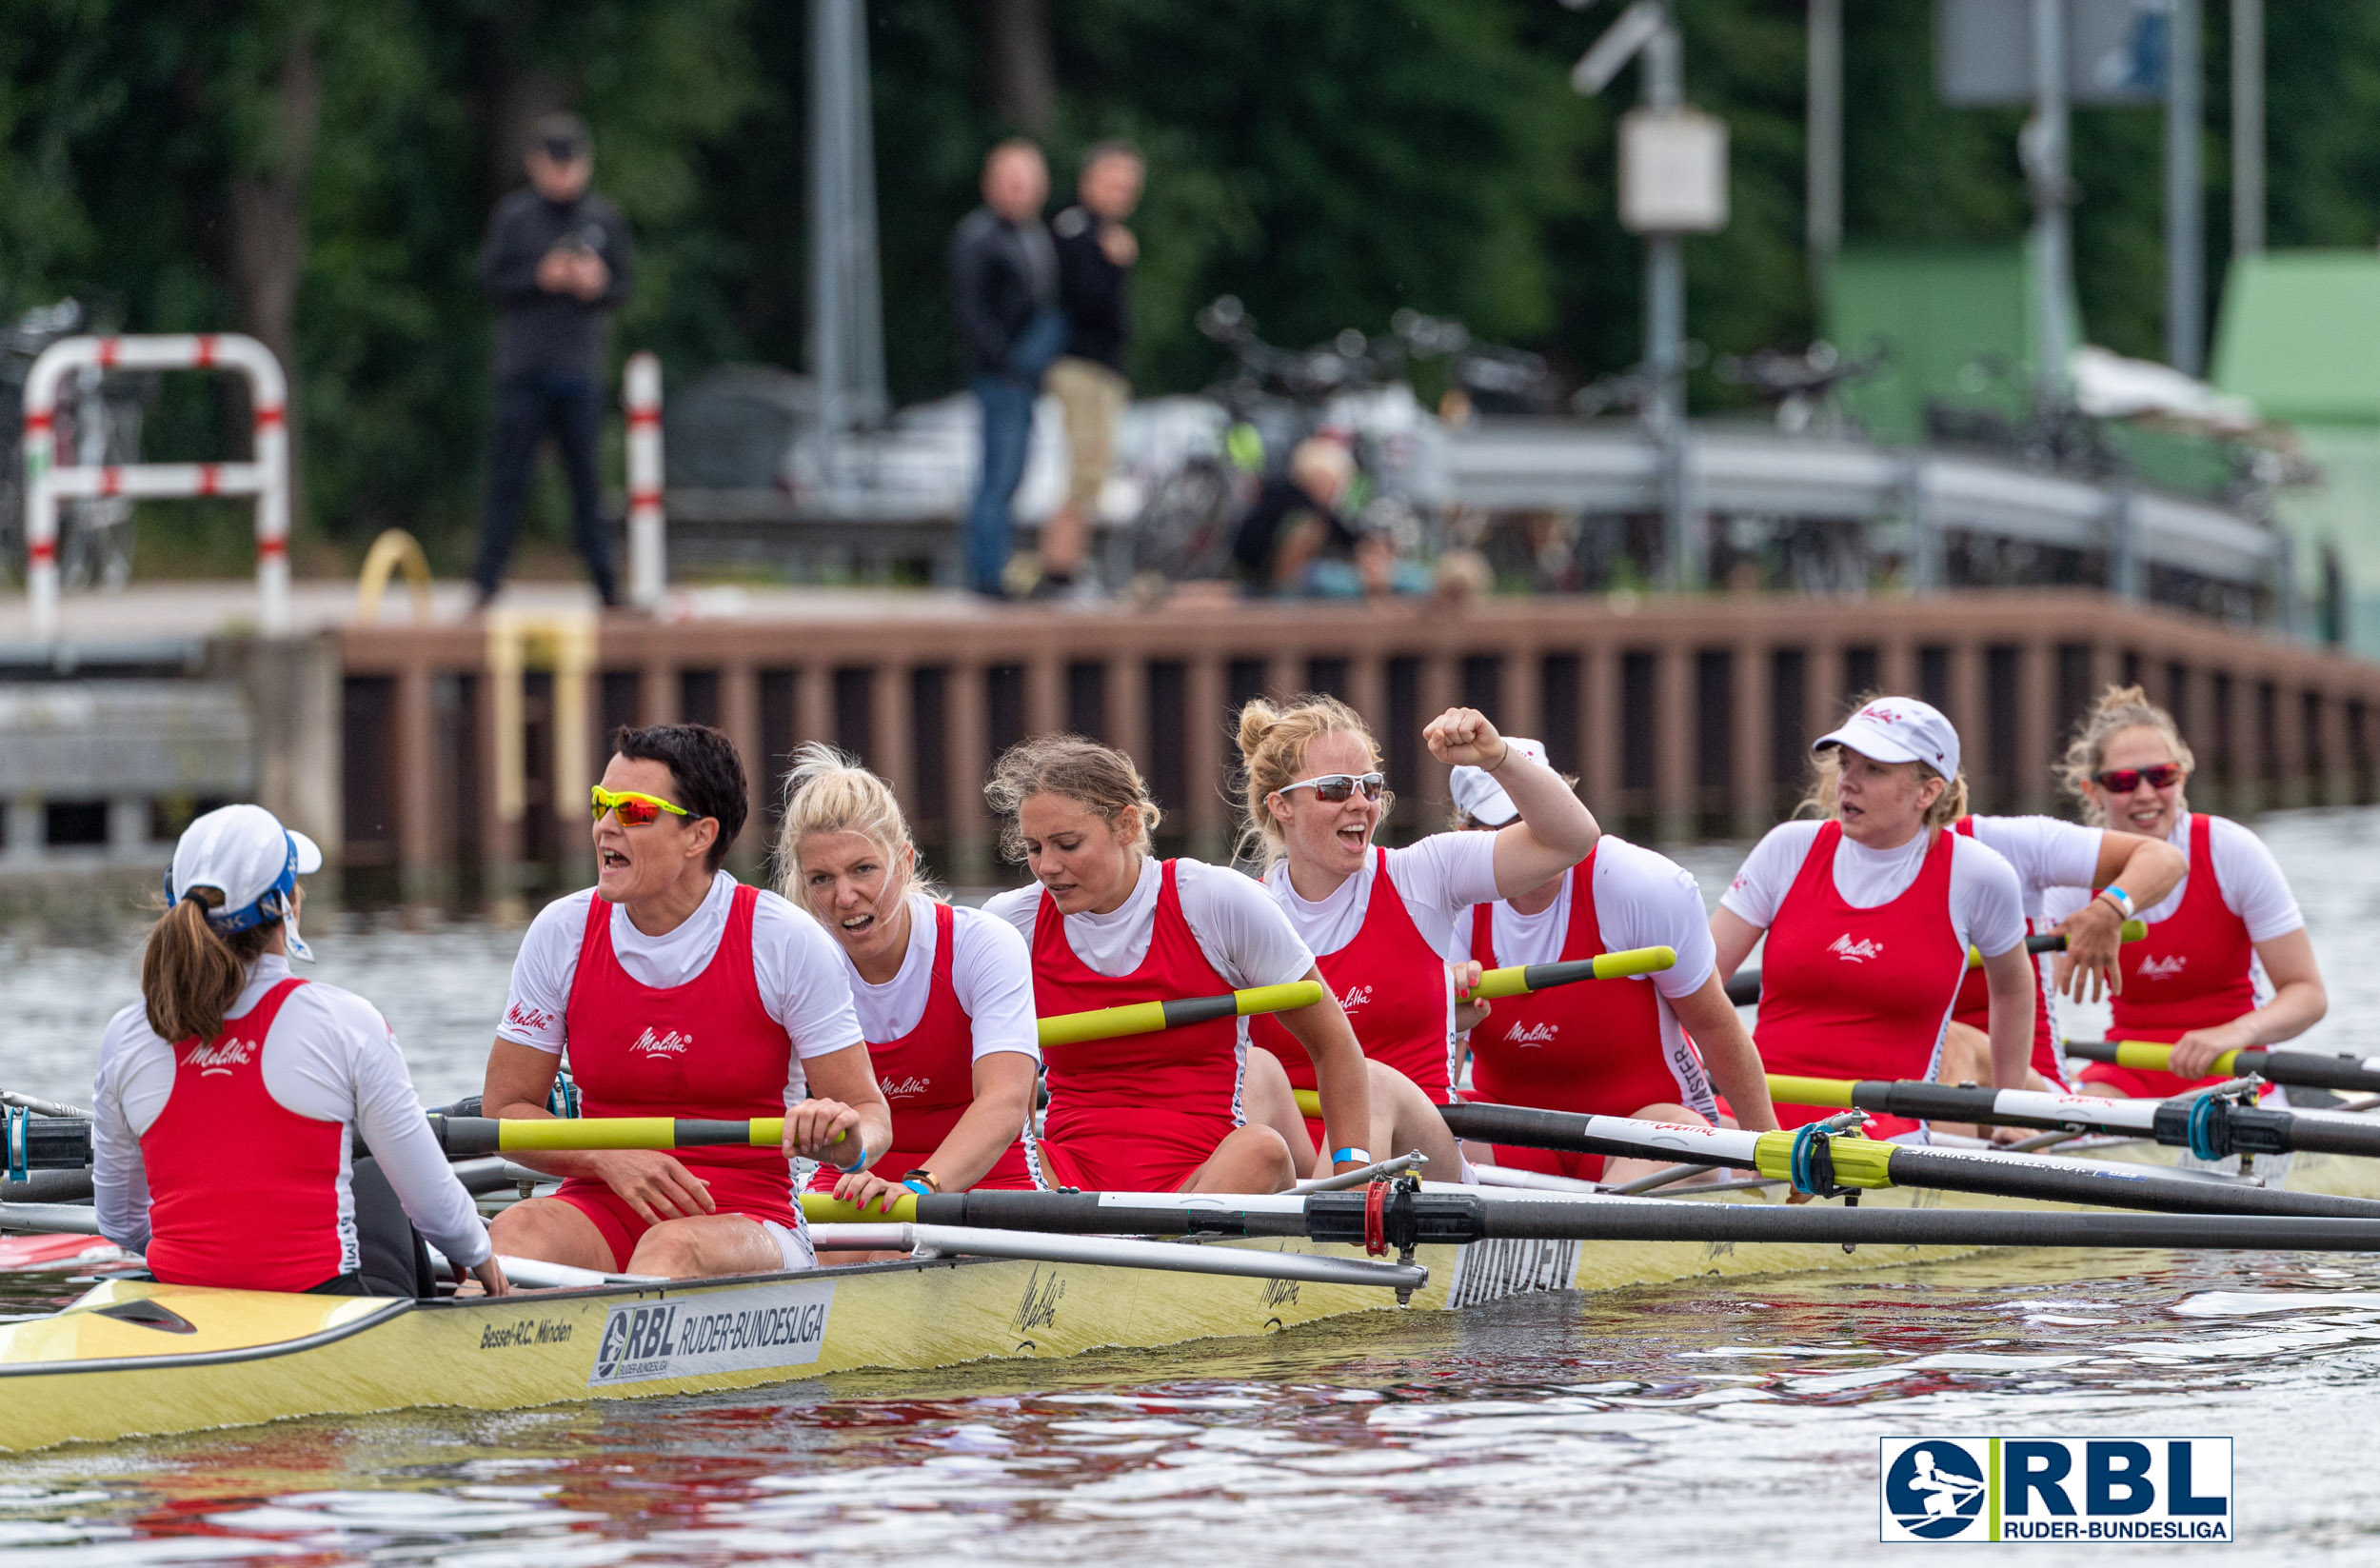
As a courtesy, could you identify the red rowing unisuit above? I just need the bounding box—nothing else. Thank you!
[807,903,1041,1193]
[2078,812,2258,1100]
[1463,849,1695,1181]
[1031,860,1244,1192]
[1758,821,1967,1138]
[1251,847,1452,1150]
[1949,817,2064,1087]
[141,978,344,1290]
[557,883,802,1267]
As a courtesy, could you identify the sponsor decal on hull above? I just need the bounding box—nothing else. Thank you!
[1445,1238,1581,1308]
[588,1280,836,1387]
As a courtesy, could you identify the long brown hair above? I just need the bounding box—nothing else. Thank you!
[142,890,276,1043]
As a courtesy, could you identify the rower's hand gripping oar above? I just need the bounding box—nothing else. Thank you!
[2064,1038,2380,1097]
[1722,921,2146,1007]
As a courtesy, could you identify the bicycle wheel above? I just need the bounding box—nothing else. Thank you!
[1132,460,1237,580]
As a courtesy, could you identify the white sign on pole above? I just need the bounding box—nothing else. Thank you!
[1619,109,1729,235]
[1937,0,2171,106]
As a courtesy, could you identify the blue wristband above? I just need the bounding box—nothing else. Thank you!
[902,1178,933,1196]
[1332,1147,1373,1166]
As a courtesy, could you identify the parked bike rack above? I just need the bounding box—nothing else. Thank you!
[20,334,289,642]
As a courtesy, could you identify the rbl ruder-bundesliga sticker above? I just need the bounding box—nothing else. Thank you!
[1879,1438,2232,1543]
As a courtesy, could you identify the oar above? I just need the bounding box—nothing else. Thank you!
[808,1221,1425,1292]
[1765,1074,2380,1162]
[2065,1039,2380,1097]
[1037,980,1323,1048]
[893,1184,2380,1255]
[1723,921,2148,1007]
[1,1089,89,1120]
[432,1116,811,1157]
[1433,1099,2380,1219]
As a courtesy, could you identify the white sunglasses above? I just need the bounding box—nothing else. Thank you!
[1276,771,1386,804]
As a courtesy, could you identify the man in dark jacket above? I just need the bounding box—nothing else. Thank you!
[951,140,1064,599]
[1041,141,1143,597]
[473,112,635,608]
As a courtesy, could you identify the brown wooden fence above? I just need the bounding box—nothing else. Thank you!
[338,589,2380,893]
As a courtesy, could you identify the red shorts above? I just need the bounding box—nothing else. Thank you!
[1488,1143,1607,1183]
[551,1168,801,1272]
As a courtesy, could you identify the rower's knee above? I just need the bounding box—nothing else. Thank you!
[487,1197,606,1271]
[625,1217,767,1280]
[1208,1125,1295,1193]
[1936,1022,1992,1084]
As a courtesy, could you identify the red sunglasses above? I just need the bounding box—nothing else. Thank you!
[2094,763,2185,793]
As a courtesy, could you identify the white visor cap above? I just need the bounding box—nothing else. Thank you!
[169,804,323,915]
[1447,736,1551,827]
[1814,696,1961,780]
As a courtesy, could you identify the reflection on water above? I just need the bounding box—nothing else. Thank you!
[9,808,2380,1561]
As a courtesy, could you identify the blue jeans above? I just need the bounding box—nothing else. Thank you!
[967,374,1037,594]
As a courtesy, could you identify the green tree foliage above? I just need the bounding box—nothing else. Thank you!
[1,1,2377,560]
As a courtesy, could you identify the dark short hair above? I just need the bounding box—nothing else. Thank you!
[532,110,591,161]
[612,724,745,868]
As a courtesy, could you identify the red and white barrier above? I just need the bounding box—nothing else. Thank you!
[21,333,289,641]
[624,350,664,607]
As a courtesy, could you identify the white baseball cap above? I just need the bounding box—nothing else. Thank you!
[1814,696,1961,779]
[1447,736,1551,827]
[167,804,323,961]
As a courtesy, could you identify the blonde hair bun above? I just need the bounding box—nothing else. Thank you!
[1231,692,1385,868]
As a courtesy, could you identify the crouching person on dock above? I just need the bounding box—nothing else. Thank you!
[92,806,506,1298]
[483,724,891,1280]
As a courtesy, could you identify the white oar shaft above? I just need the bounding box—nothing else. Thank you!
[0,1202,106,1235]
[808,1222,1427,1291]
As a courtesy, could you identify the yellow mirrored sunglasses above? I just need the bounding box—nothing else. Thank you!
[590,785,693,827]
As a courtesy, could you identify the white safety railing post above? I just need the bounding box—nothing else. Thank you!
[20,333,290,642]
[624,351,665,607]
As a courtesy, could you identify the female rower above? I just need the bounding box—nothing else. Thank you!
[1234,698,1596,1174]
[2040,685,2326,1098]
[1445,742,1778,1185]
[1936,812,2186,1090]
[92,805,505,1297]
[981,734,1378,1193]
[483,724,890,1279]
[780,744,1043,1214]
[1711,697,2031,1137]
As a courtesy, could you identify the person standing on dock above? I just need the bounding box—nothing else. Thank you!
[2042,685,2328,1099]
[91,805,506,1299]
[1036,140,1144,599]
[981,735,1376,1193]
[953,140,1066,600]
[1445,742,1779,1188]
[471,112,635,611]
[1934,811,2187,1091]
[1710,698,2033,1139]
[481,724,890,1280]
[779,744,1044,1210]
[1234,698,1594,1176]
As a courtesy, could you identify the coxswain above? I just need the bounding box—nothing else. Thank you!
[483,724,889,1279]
[1233,699,1596,1177]
[2039,685,2326,1098]
[981,735,1373,1193]
[1711,697,2031,1137]
[1446,740,1779,1186]
[780,744,1044,1221]
[1937,812,2186,1089]
[92,805,506,1297]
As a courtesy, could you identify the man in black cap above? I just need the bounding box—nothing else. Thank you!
[473,112,636,608]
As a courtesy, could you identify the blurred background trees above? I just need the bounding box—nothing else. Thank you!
[2,0,2377,564]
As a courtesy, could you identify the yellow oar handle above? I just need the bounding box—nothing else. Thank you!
[1469,944,1676,1001]
[1967,918,2148,969]
[1763,1075,1861,1109]
[1037,980,1324,1048]
[802,1190,919,1223]
[474,1117,832,1153]
[1294,1088,1322,1119]
[2101,1039,2243,1077]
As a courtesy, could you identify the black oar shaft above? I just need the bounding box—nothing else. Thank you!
[1434,1100,1759,1172]
[2065,1039,2380,1096]
[1882,1143,2380,1220]
[1454,1198,2380,1251]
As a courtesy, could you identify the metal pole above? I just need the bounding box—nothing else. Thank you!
[2231,0,2263,257]
[808,0,848,442]
[1806,0,1842,295]
[2166,0,2204,375]
[2024,0,2073,400]
[1642,13,1698,590]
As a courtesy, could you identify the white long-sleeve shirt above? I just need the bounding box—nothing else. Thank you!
[91,953,491,1270]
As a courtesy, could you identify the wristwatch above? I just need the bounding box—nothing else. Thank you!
[2095,884,2135,920]
[902,1168,942,1195]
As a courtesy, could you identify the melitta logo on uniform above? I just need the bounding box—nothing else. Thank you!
[506,1003,555,1033]
[629,1027,693,1059]
[184,1038,259,1077]
[1829,934,1884,963]
[1879,1437,2231,1543]
[881,1075,933,1099]
[2136,954,2190,980]
[1504,1022,1560,1047]
[588,1279,835,1387]
[1339,985,1374,1011]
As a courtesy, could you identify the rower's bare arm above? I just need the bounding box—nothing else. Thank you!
[1667,975,1776,1132]
[2095,828,2187,908]
[2167,928,2328,1076]
[1423,706,1598,897]
[789,1042,895,1169]
[482,1039,714,1219]
[2056,829,2189,999]
[1709,908,1763,985]
[1981,943,2035,1094]
[912,1051,1037,1196]
[1274,965,1375,1170]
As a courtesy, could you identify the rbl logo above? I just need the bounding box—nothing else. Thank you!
[1880,1437,2231,1543]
